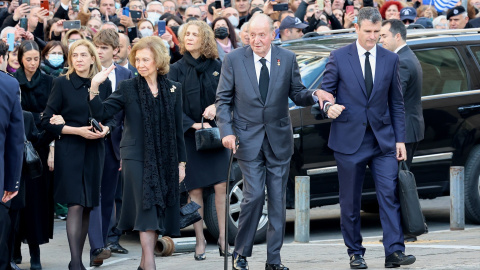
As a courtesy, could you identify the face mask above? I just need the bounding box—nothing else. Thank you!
[140,28,154,37]
[228,16,239,28]
[115,2,121,9]
[170,25,179,37]
[214,27,229,40]
[147,12,162,26]
[48,54,64,68]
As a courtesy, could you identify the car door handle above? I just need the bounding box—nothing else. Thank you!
[458,104,480,117]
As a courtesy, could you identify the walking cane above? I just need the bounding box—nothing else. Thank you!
[224,139,238,270]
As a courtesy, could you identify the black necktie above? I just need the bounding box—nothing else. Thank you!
[364,51,373,99]
[259,58,269,102]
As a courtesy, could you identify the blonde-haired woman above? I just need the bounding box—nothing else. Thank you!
[88,36,186,270]
[168,20,231,261]
[41,40,114,270]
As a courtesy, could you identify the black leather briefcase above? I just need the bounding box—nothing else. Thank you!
[398,161,427,236]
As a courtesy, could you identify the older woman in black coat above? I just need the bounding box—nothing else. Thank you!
[42,40,114,270]
[88,36,186,270]
[168,20,230,260]
[12,40,54,269]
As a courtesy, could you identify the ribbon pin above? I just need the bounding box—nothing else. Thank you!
[277,59,280,66]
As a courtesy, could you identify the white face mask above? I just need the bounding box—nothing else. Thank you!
[140,28,154,37]
[147,12,162,26]
[228,15,239,28]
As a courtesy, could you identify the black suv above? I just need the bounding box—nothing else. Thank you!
[202,29,480,244]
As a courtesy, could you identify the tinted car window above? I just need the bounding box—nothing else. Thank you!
[469,45,480,66]
[413,48,468,96]
[297,55,328,89]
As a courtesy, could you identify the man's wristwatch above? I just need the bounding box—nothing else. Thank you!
[324,102,332,113]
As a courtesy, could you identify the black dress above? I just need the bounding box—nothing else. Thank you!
[14,68,54,245]
[41,72,114,208]
[168,57,229,192]
[88,77,186,236]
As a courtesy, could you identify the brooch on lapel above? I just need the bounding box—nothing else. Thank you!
[277,59,280,66]
[213,71,219,76]
[170,85,176,92]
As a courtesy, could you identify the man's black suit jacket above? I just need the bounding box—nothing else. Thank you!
[397,45,424,143]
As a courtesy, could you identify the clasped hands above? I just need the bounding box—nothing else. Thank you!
[50,114,110,139]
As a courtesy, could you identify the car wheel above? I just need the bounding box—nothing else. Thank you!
[204,178,269,245]
[464,145,480,224]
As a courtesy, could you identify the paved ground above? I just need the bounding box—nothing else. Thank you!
[13,196,480,269]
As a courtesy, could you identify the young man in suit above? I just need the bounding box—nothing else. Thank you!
[321,7,416,269]
[216,13,327,270]
[379,18,426,242]
[0,46,24,270]
[88,28,134,267]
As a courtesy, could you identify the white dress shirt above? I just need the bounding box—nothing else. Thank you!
[253,47,272,84]
[102,63,116,92]
[356,40,376,84]
[394,44,407,54]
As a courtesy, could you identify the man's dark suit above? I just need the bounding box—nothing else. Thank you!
[88,64,133,252]
[216,45,316,264]
[127,63,138,77]
[321,42,406,257]
[0,72,24,270]
[397,45,424,168]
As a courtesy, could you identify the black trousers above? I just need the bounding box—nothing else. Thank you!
[405,142,418,170]
[0,203,11,270]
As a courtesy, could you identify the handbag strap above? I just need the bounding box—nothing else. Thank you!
[201,116,204,129]
[181,180,193,201]
[200,116,218,130]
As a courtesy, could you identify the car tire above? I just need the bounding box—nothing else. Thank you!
[464,145,480,224]
[204,178,269,245]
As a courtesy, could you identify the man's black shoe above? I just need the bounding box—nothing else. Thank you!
[265,263,289,270]
[10,261,21,270]
[350,254,368,269]
[232,251,248,270]
[385,251,416,268]
[90,247,111,267]
[107,242,129,254]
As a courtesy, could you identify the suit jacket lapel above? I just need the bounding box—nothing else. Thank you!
[265,46,279,105]
[347,43,367,98]
[370,45,385,101]
[243,47,263,104]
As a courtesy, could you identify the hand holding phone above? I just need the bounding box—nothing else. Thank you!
[214,0,221,9]
[346,5,354,15]
[89,118,103,133]
[7,33,14,51]
[157,20,166,36]
[317,0,324,10]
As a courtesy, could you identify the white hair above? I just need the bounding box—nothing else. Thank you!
[147,1,164,12]
[432,15,447,28]
[0,27,15,39]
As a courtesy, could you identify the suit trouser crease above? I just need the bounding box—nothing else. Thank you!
[334,128,405,257]
[235,135,290,264]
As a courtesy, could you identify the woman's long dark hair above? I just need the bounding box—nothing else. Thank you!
[211,17,238,49]
[41,41,68,62]
[17,40,40,70]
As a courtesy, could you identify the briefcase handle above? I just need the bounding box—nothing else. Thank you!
[399,161,409,172]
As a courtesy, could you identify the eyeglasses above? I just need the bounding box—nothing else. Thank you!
[164,7,176,11]
[251,4,264,8]
[130,5,142,9]
[118,30,125,33]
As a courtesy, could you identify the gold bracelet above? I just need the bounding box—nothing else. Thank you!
[88,88,100,96]
[179,162,186,168]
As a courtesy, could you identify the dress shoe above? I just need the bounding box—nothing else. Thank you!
[385,251,416,268]
[107,242,129,254]
[90,247,112,267]
[218,241,232,257]
[232,251,248,270]
[265,262,289,270]
[30,257,42,270]
[13,256,21,265]
[194,240,207,261]
[10,261,21,270]
[349,254,367,269]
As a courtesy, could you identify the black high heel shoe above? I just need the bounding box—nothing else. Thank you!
[194,240,206,261]
[217,241,232,257]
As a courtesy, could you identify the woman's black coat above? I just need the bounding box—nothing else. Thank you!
[41,73,114,207]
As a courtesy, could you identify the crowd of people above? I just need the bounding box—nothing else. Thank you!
[0,0,475,269]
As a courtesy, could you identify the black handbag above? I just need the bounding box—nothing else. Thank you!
[398,161,427,236]
[194,117,223,151]
[23,134,43,179]
[179,181,202,229]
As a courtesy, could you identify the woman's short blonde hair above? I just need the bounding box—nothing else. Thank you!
[178,20,219,60]
[65,39,102,80]
[129,36,170,76]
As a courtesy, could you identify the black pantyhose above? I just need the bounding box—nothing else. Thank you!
[66,205,91,270]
